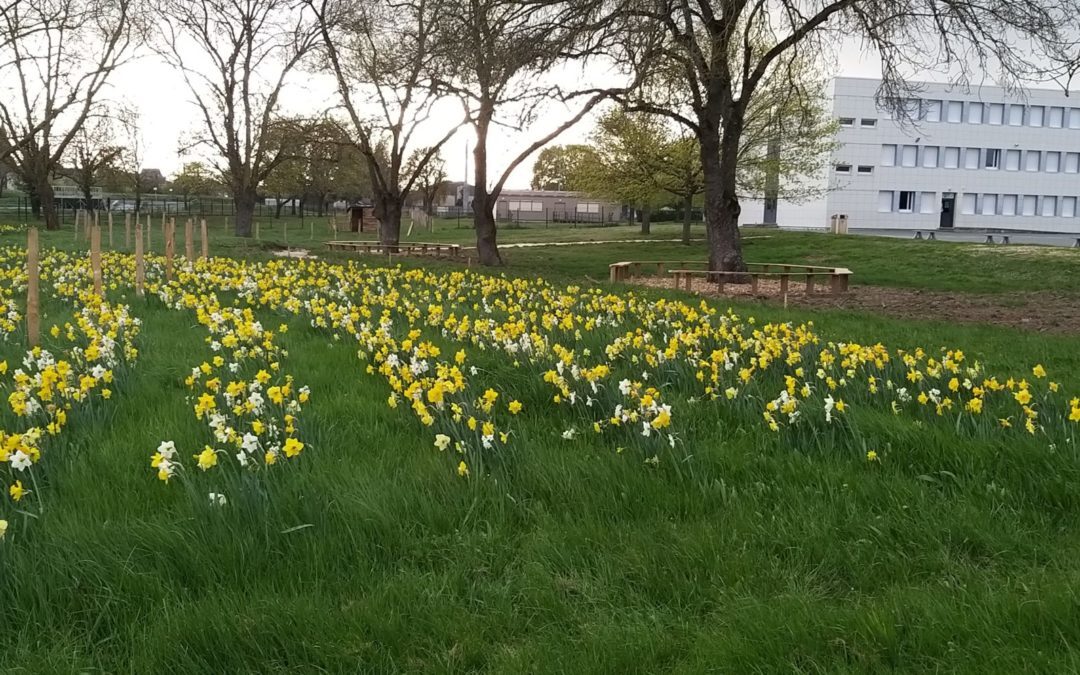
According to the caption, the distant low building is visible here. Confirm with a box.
[495,189,620,224]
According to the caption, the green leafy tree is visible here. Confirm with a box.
[530,145,596,191]
[171,162,221,207]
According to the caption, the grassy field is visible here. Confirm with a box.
[0,220,1079,672]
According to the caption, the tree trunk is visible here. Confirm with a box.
[291,197,297,216]
[234,188,256,237]
[375,196,401,251]
[473,190,501,266]
[472,107,502,266]
[81,184,93,211]
[681,193,693,245]
[29,186,41,218]
[37,181,59,230]
[700,119,748,274]
[134,188,142,214]
[275,197,285,219]
[640,205,651,235]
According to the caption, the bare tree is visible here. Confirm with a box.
[62,110,124,208]
[624,0,1080,273]
[0,0,135,229]
[411,147,447,218]
[306,0,463,249]
[433,0,635,265]
[159,0,319,236]
[114,107,150,213]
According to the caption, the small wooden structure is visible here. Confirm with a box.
[348,205,380,233]
[326,240,463,258]
[609,260,852,296]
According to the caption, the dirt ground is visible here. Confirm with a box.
[632,276,1080,335]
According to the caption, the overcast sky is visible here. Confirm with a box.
[116,39,888,189]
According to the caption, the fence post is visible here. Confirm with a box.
[135,222,144,297]
[185,218,194,262]
[91,225,103,296]
[201,219,209,258]
[26,227,39,347]
[165,218,175,281]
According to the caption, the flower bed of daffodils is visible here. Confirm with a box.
[0,246,1078,542]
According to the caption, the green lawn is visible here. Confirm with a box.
[1,220,1079,672]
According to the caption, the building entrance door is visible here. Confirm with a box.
[940,193,956,229]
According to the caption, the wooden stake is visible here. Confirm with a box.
[185,218,194,262]
[201,219,209,258]
[125,213,131,249]
[255,221,260,240]
[146,213,152,254]
[135,222,144,297]
[108,211,114,248]
[310,220,314,240]
[26,228,39,347]
[74,210,80,241]
[165,218,175,281]
[91,225,103,296]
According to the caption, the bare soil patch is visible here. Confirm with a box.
[632,276,1080,335]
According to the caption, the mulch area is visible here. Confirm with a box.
[632,276,1080,335]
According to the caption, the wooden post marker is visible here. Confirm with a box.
[108,211,114,248]
[74,209,80,242]
[91,225,103,296]
[26,228,39,347]
[201,219,209,258]
[135,222,145,297]
[165,218,175,281]
[146,213,152,254]
[125,213,131,249]
[255,221,260,240]
[185,218,194,262]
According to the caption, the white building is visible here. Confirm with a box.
[759,77,1080,233]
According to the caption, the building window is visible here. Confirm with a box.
[981,194,997,215]
[897,191,915,213]
[943,146,960,169]
[984,148,1001,169]
[920,192,936,213]
[1067,153,1080,173]
[576,202,601,214]
[835,164,851,174]
[1049,106,1065,128]
[946,101,963,123]
[1070,108,1080,129]
[961,194,976,215]
[860,118,877,128]
[1005,149,1021,171]
[988,103,1004,125]
[838,117,855,127]
[1042,196,1057,216]
[964,147,980,169]
[1022,195,1037,216]
[877,191,894,213]
[1025,150,1041,172]
[857,165,873,174]
[1002,194,1018,216]
[881,144,896,166]
[1046,151,1061,173]
[1029,106,1044,127]
[1064,196,1077,217]
[922,146,940,168]
[508,201,544,212]
[924,100,942,122]
[900,145,917,167]
[967,102,984,124]
[1008,104,1024,126]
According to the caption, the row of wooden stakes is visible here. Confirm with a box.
[73,210,210,257]
[25,215,206,347]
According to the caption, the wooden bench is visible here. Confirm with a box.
[326,241,463,258]
[610,260,853,296]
